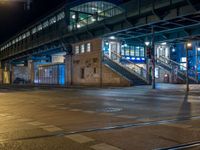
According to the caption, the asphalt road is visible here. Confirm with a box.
[0,83,200,150]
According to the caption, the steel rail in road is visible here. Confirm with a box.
[0,115,200,144]
[155,141,200,150]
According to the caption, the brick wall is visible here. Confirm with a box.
[66,38,131,87]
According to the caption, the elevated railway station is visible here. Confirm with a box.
[0,0,200,86]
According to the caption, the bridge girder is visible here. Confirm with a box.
[1,0,200,62]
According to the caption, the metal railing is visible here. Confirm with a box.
[157,56,197,82]
[103,51,148,82]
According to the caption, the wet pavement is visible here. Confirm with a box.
[0,83,199,150]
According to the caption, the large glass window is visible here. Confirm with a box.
[69,1,123,30]
[130,46,135,56]
[135,46,140,57]
[140,47,145,57]
[125,48,130,56]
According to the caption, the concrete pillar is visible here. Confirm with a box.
[3,63,11,84]
[65,55,73,86]
[28,60,35,84]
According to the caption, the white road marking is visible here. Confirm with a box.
[91,143,122,150]
[70,109,82,112]
[47,105,57,108]
[65,134,94,143]
[0,113,11,117]
[84,111,96,114]
[99,113,114,116]
[117,115,137,119]
[17,118,33,122]
[59,107,69,110]
[40,125,63,132]
[28,121,45,126]
[56,104,65,106]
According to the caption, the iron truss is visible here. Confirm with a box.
[106,13,200,44]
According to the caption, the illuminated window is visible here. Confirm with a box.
[26,31,30,37]
[121,46,125,56]
[140,47,145,57]
[75,45,79,54]
[125,48,130,55]
[86,43,91,52]
[43,21,49,28]
[22,34,26,39]
[130,46,135,56]
[19,36,22,41]
[155,68,159,78]
[37,24,43,31]
[135,46,140,57]
[57,12,65,21]
[32,28,37,34]
[81,44,85,53]
[49,17,57,25]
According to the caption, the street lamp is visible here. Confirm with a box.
[186,41,192,92]
[145,41,150,47]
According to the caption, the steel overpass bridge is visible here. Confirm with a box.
[0,0,200,66]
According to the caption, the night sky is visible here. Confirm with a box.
[0,0,66,44]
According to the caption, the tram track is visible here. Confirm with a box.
[0,115,200,143]
[155,141,200,150]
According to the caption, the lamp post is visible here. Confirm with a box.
[196,47,200,83]
[186,42,192,92]
[144,27,155,89]
[145,41,150,84]
[151,27,156,89]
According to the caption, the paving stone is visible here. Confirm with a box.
[65,134,94,143]
[91,143,122,150]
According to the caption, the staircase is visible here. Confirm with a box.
[103,55,149,86]
[156,56,197,84]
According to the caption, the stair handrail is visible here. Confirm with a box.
[158,56,185,69]
[157,56,197,81]
[158,55,196,75]
[104,51,148,81]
